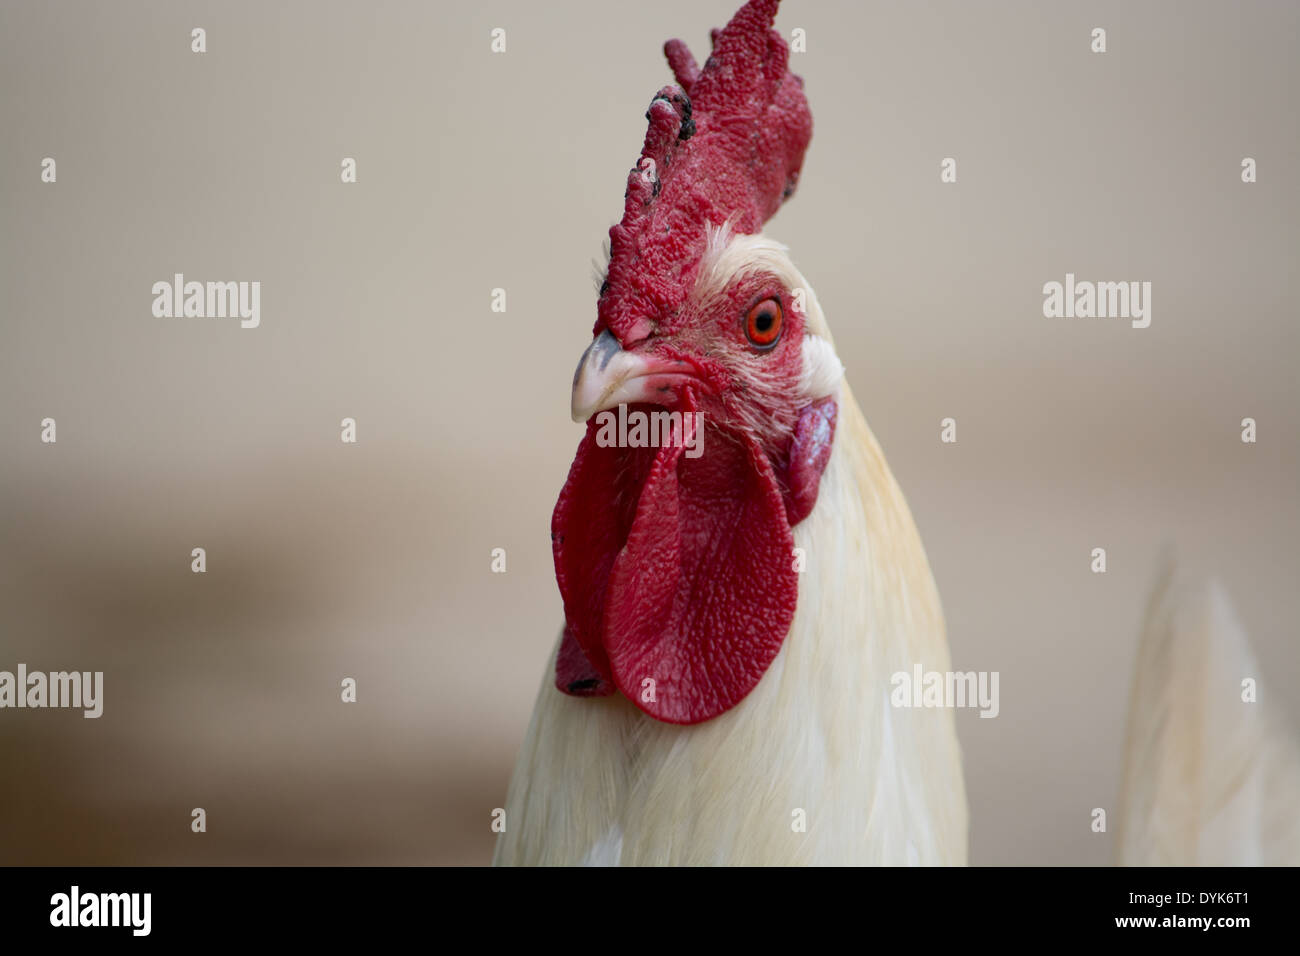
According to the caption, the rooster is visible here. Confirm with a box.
[494,0,966,866]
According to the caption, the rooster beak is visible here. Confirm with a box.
[570,329,698,423]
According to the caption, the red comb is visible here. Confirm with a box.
[596,0,812,345]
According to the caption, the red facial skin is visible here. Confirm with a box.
[611,277,806,452]
[550,0,832,724]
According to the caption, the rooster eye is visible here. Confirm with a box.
[744,297,783,349]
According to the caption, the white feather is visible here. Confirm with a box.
[1116,568,1300,865]
[579,825,624,867]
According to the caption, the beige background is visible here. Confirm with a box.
[0,0,1296,865]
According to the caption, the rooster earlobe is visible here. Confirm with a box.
[784,397,837,526]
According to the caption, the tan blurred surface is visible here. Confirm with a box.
[1,0,1296,865]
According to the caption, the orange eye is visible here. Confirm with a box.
[744,297,783,349]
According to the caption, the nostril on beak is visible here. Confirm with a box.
[572,329,621,389]
[591,329,621,371]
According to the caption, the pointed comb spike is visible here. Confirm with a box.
[664,39,700,93]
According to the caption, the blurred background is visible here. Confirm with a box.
[0,0,1296,865]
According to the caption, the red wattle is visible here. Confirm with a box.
[551,404,799,724]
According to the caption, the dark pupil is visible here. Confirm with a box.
[755,311,774,333]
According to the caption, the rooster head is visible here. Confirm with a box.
[551,0,842,724]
